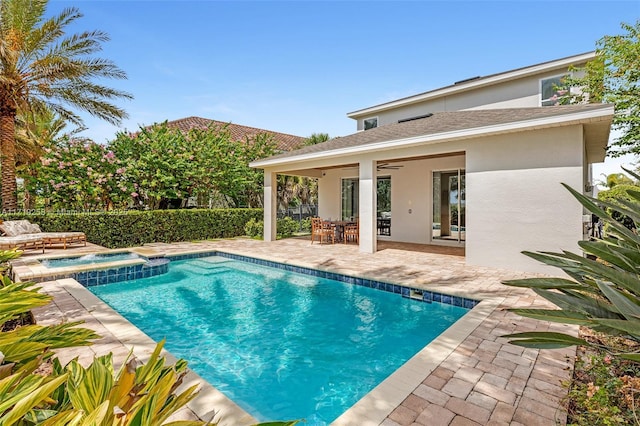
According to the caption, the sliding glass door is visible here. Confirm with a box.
[341,176,392,235]
[432,170,465,243]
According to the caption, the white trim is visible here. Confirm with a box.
[347,52,595,118]
[250,106,613,169]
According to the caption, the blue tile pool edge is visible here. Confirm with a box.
[168,250,480,309]
[27,248,479,310]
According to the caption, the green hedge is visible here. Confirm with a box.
[2,209,262,248]
[244,216,300,239]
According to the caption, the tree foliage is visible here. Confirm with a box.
[111,122,277,209]
[564,20,640,157]
[0,0,131,210]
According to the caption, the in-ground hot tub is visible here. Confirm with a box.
[40,252,142,268]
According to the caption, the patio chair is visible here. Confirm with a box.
[310,217,335,244]
[343,220,359,244]
[0,220,86,249]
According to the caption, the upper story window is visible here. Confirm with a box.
[363,117,378,130]
[541,75,570,106]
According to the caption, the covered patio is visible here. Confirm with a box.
[251,104,613,274]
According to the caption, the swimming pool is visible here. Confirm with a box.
[41,252,141,268]
[89,255,470,425]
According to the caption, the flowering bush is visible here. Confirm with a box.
[110,122,277,209]
[20,122,277,211]
[25,139,136,210]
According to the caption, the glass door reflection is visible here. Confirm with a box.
[432,170,465,243]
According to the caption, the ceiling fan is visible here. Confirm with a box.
[377,162,403,170]
[340,162,404,171]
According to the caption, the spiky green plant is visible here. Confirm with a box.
[502,175,640,361]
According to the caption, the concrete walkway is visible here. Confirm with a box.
[18,238,576,425]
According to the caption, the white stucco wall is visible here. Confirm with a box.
[355,70,579,130]
[465,126,584,273]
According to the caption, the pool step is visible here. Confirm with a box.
[186,264,233,275]
[188,259,232,270]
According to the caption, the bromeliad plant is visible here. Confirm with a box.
[502,178,640,360]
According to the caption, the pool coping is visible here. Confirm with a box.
[28,248,498,425]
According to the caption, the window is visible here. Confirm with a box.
[541,75,569,106]
[363,117,378,130]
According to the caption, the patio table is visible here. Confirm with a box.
[328,220,356,243]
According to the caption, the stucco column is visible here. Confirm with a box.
[263,170,277,241]
[359,159,377,253]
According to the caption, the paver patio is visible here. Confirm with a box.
[14,237,577,425]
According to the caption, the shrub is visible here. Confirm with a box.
[566,352,640,425]
[2,209,262,248]
[300,218,311,233]
[245,218,264,238]
[244,217,299,239]
[277,217,298,238]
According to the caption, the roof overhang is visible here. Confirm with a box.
[347,52,596,119]
[251,105,614,170]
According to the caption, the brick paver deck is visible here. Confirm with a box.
[18,237,577,425]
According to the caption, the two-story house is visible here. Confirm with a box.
[250,52,614,273]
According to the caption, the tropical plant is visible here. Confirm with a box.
[597,182,640,231]
[0,0,131,210]
[563,20,640,157]
[502,178,640,360]
[303,133,330,147]
[600,173,636,190]
[0,264,98,375]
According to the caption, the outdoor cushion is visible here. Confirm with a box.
[0,220,37,236]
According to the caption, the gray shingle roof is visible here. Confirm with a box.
[257,104,612,163]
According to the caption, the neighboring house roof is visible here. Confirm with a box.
[251,104,613,168]
[347,51,596,119]
[151,116,306,152]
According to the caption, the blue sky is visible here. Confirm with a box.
[49,0,638,178]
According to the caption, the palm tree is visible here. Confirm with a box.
[304,133,330,146]
[0,0,131,210]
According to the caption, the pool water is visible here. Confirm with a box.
[89,256,469,425]
[42,252,141,268]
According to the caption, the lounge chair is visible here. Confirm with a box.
[0,235,45,253]
[0,220,86,249]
